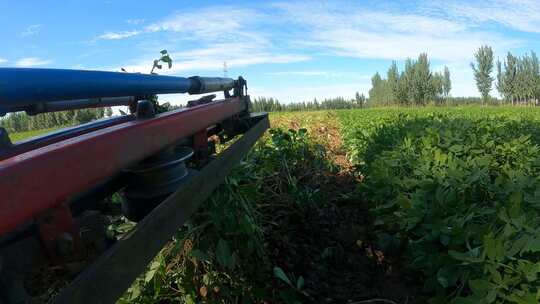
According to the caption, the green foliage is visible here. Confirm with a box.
[445,96,501,106]
[497,51,540,106]
[0,107,109,134]
[150,49,173,74]
[471,45,494,105]
[273,267,307,304]
[368,53,451,106]
[121,127,332,303]
[340,107,540,303]
[443,66,452,98]
[8,126,61,142]
[250,96,365,112]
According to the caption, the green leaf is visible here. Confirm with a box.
[486,290,497,303]
[448,250,483,264]
[437,274,449,288]
[451,296,482,304]
[160,55,173,68]
[190,249,209,261]
[509,191,523,218]
[484,233,504,262]
[216,239,233,269]
[144,260,161,283]
[524,237,540,253]
[273,267,293,286]
[128,284,141,300]
[449,145,463,153]
[160,49,167,54]
[469,279,491,296]
[296,276,304,290]
[437,266,459,288]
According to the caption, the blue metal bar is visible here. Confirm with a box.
[26,96,137,115]
[0,68,235,111]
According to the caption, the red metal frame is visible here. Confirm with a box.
[1,116,133,160]
[0,98,246,234]
[36,203,83,261]
[192,130,209,160]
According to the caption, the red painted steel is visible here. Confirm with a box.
[36,203,83,262]
[0,98,246,234]
[0,116,132,160]
[192,130,209,160]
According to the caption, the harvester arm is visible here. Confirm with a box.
[0,68,267,304]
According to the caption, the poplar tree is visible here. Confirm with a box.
[503,53,518,104]
[387,61,399,103]
[443,66,451,98]
[368,53,450,106]
[471,46,494,105]
[496,59,505,104]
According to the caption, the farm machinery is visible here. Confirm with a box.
[0,68,269,303]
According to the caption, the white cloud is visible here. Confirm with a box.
[313,29,517,61]
[0,58,7,64]
[93,2,533,99]
[98,7,263,43]
[15,57,52,67]
[21,24,41,37]
[268,70,371,80]
[431,0,540,33]
[144,8,259,41]
[100,8,307,73]
[274,2,520,61]
[269,71,334,77]
[118,44,310,74]
[98,30,141,40]
[269,1,529,97]
[126,18,145,25]
[148,10,241,32]
[351,12,467,36]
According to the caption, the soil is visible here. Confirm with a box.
[265,112,419,303]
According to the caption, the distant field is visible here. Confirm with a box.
[9,127,61,142]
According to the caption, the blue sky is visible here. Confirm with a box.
[2,0,540,104]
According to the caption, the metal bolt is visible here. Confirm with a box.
[136,100,155,119]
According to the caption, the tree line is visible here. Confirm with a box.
[368,53,451,106]
[496,52,540,105]
[250,94,366,112]
[475,46,540,106]
[0,107,112,133]
[367,46,540,107]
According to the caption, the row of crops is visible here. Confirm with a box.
[339,107,540,303]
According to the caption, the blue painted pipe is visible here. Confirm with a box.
[0,68,235,111]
